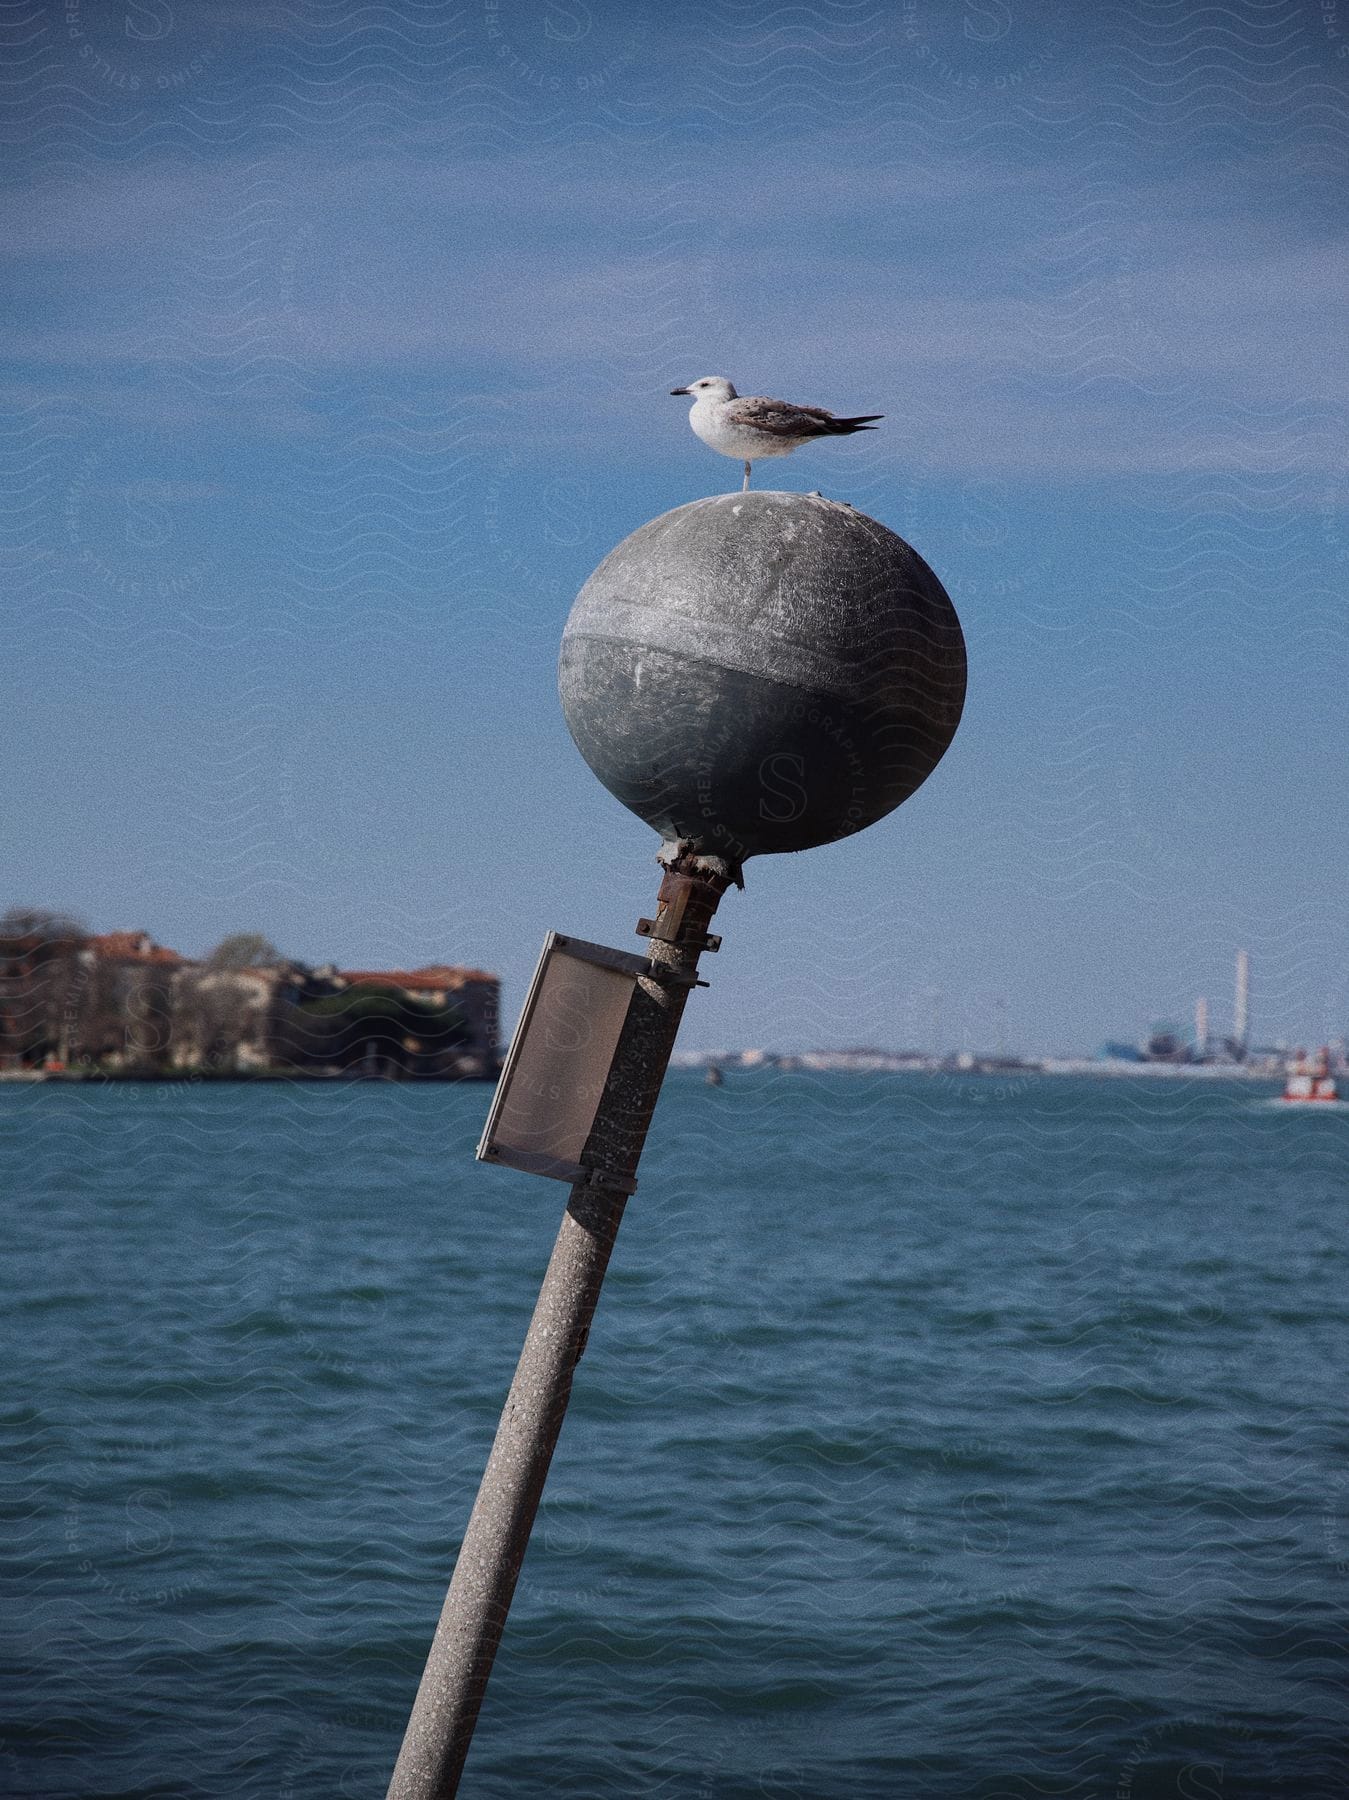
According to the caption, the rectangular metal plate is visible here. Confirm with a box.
[477,932,650,1185]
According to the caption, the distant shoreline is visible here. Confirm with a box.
[671,1056,1284,1081]
[0,1067,496,1086]
[2,1062,1285,1087]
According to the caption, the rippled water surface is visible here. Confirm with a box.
[3,1075,1347,1797]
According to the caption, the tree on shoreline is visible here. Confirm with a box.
[205,933,283,972]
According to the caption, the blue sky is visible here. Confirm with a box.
[4,0,1347,1054]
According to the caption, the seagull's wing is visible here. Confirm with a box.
[729,397,836,437]
[730,397,882,438]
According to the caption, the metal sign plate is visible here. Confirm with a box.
[477,932,651,1186]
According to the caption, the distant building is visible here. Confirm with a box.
[1,919,501,1078]
[169,964,280,1072]
[334,966,499,1071]
[83,930,191,1065]
[161,951,501,1076]
[0,918,91,1066]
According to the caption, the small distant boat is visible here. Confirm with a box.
[1281,1048,1341,1104]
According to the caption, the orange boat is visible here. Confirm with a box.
[1281,1047,1341,1104]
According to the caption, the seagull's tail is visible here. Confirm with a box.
[827,414,883,434]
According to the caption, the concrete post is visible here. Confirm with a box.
[386,849,732,1800]
[388,492,965,1794]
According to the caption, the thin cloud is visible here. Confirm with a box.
[3,136,1343,478]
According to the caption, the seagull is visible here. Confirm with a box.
[670,375,882,491]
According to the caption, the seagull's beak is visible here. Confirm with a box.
[669,387,689,396]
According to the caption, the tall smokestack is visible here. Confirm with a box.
[1195,996,1209,1060]
[1234,949,1250,1056]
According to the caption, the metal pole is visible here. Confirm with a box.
[387,850,732,1800]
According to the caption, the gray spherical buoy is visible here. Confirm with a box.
[559,491,966,865]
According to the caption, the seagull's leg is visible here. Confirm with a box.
[742,461,752,492]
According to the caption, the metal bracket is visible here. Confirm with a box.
[635,917,721,955]
[635,866,727,950]
[575,1164,638,1196]
[635,956,710,990]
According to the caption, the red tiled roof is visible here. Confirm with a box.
[89,931,144,955]
[339,966,497,993]
[88,931,188,967]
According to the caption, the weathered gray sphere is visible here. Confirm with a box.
[559,492,966,862]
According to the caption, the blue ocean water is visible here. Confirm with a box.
[2,1074,1346,1798]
